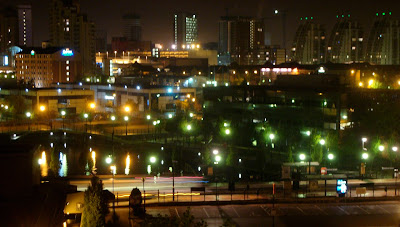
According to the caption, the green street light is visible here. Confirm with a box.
[299,153,306,161]
[186,124,192,131]
[150,156,156,163]
[362,153,369,160]
[269,134,275,140]
[328,153,334,160]
[319,139,326,145]
[225,128,231,135]
[379,145,385,152]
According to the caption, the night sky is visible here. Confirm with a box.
[2,0,400,48]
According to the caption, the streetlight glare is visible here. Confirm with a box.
[61,110,66,116]
[213,149,219,155]
[225,128,231,135]
[111,115,116,121]
[379,145,385,152]
[392,146,398,152]
[186,124,192,131]
[39,105,46,112]
[106,156,112,164]
[306,131,311,136]
[124,116,129,121]
[328,153,334,160]
[89,102,96,109]
[150,156,156,163]
[146,115,151,120]
[299,154,306,161]
[269,134,275,140]
[26,112,31,117]
[84,113,88,118]
[319,139,326,145]
[362,137,367,142]
[215,155,221,162]
[124,106,131,112]
[362,153,369,160]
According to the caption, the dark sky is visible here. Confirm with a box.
[3,0,400,48]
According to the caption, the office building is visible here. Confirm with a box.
[366,12,400,65]
[15,47,82,87]
[49,0,95,76]
[327,15,363,63]
[291,18,326,64]
[218,16,264,65]
[173,12,198,49]
[123,14,141,41]
[95,29,107,53]
[17,4,33,47]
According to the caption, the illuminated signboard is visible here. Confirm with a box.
[61,49,74,57]
[336,179,347,196]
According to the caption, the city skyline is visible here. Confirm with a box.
[1,0,399,48]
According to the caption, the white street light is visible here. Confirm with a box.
[299,154,306,161]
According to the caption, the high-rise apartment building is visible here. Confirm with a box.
[0,6,18,53]
[291,18,326,64]
[49,0,95,76]
[366,12,400,65]
[173,12,198,49]
[218,16,264,65]
[327,15,363,63]
[123,14,141,41]
[17,4,33,47]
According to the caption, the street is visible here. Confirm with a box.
[110,201,400,226]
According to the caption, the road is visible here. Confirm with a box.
[110,201,400,226]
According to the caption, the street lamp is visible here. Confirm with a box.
[146,114,151,133]
[124,116,129,136]
[362,153,369,160]
[225,128,231,135]
[362,137,367,150]
[328,153,334,160]
[84,113,89,133]
[26,112,32,131]
[299,153,306,161]
[106,155,112,164]
[393,146,398,152]
[61,110,66,129]
[269,133,275,148]
[213,149,219,155]
[379,145,385,152]
[124,105,131,113]
[186,124,192,131]
[111,115,116,139]
[306,130,311,136]
[215,155,221,162]
[89,102,96,110]
[319,139,326,145]
[150,156,156,163]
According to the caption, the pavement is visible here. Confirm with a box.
[109,201,400,227]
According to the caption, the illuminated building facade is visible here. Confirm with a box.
[327,15,363,63]
[291,18,326,64]
[366,12,400,65]
[173,12,198,49]
[15,47,82,87]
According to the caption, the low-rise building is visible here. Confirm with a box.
[15,47,82,87]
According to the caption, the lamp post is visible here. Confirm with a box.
[61,110,66,130]
[269,133,275,148]
[26,112,32,131]
[362,137,367,150]
[84,113,88,133]
[146,114,151,133]
[124,116,129,136]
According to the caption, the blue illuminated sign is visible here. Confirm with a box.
[336,179,347,195]
[61,49,74,57]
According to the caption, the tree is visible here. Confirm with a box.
[81,176,108,227]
